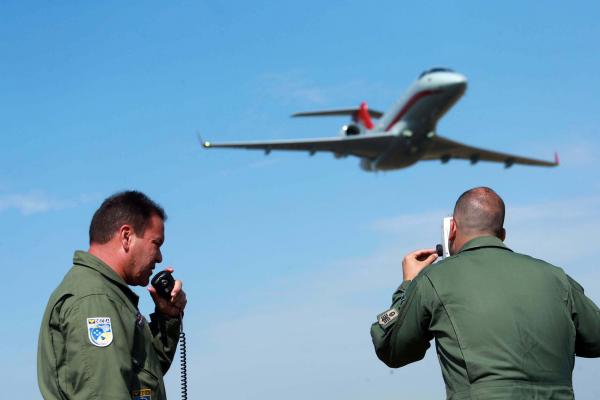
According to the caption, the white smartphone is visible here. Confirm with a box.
[441,216,453,258]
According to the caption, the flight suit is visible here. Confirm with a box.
[371,236,600,400]
[38,251,181,400]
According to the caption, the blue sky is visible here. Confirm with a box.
[2,1,599,398]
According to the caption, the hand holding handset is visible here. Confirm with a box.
[151,270,188,400]
[436,216,453,259]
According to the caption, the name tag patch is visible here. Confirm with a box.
[132,389,152,400]
[87,317,113,347]
[377,308,399,328]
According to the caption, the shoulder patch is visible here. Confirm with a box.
[87,317,113,347]
[377,308,399,328]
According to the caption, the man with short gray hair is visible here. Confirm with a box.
[371,187,600,399]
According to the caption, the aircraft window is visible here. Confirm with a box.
[419,68,455,79]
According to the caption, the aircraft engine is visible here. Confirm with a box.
[341,124,362,136]
[360,158,374,171]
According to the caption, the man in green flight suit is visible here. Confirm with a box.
[38,191,187,400]
[371,187,600,399]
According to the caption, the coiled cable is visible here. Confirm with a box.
[179,331,188,400]
[179,313,188,400]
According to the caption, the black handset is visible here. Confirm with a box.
[150,270,188,400]
[435,244,444,257]
[151,270,175,299]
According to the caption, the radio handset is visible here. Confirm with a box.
[151,270,176,300]
[151,270,188,400]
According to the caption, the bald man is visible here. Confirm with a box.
[371,187,600,400]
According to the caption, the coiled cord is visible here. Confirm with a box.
[180,330,188,400]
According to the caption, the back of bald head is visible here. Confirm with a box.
[453,187,505,238]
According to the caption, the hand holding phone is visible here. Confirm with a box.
[402,249,439,281]
[149,268,187,318]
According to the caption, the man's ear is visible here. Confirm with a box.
[449,218,457,242]
[119,225,133,252]
[498,227,506,242]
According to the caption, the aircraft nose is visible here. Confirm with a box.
[422,71,467,92]
[444,73,467,88]
[441,73,467,96]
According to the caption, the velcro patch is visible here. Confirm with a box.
[87,317,113,347]
[132,388,152,400]
[377,308,399,328]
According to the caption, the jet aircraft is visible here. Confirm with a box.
[202,68,558,171]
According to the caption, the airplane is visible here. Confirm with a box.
[202,68,559,171]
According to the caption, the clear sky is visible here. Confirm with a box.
[2,1,599,398]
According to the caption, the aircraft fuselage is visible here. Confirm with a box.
[366,69,467,171]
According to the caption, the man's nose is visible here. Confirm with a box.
[156,250,163,264]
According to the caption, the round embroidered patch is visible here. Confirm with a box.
[87,317,113,347]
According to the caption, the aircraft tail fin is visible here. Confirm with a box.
[291,102,382,130]
[357,102,374,129]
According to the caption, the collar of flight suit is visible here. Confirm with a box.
[73,250,140,307]
[457,235,513,254]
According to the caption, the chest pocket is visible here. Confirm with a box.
[130,317,164,399]
[131,357,158,399]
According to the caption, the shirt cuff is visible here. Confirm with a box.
[149,312,181,338]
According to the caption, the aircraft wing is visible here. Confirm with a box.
[292,108,384,119]
[202,133,394,159]
[423,135,559,167]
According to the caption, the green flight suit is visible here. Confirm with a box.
[371,236,600,400]
[38,251,181,400]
